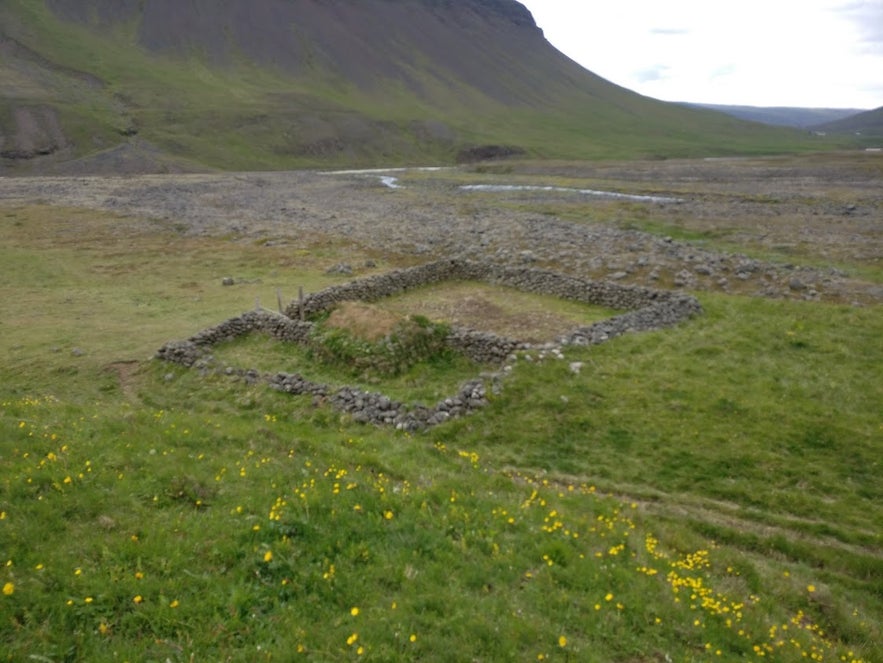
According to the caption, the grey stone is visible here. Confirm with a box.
[325,263,353,276]
[673,270,694,287]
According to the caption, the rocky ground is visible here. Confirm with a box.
[1,153,880,304]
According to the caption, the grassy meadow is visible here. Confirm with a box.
[1,203,881,662]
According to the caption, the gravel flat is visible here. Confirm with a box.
[1,154,880,304]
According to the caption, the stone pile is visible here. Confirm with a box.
[155,339,205,367]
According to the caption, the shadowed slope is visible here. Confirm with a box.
[815,106,883,140]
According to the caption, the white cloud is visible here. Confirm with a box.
[634,66,670,83]
[521,0,883,108]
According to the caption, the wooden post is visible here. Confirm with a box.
[298,287,305,321]
[276,288,283,313]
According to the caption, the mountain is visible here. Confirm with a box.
[681,103,867,129]
[812,107,883,140]
[0,0,837,172]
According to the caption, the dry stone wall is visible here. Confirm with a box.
[156,260,701,430]
[284,259,692,320]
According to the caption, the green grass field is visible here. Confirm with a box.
[1,204,880,662]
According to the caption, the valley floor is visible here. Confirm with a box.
[1,152,881,305]
[0,152,880,662]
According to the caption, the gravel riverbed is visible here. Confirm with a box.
[1,155,880,304]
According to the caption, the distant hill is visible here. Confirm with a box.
[0,0,839,172]
[682,103,867,129]
[812,107,883,140]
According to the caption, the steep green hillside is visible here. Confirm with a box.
[683,103,867,128]
[0,0,841,171]
[815,107,883,141]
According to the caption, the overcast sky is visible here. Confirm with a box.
[519,0,883,109]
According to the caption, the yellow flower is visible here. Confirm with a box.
[263,551,273,563]
[169,599,180,608]
[2,582,13,596]
[807,584,816,593]
[347,633,359,646]
[605,592,614,602]
[383,510,394,520]
[84,597,93,604]
[98,622,110,635]
[410,634,417,643]
[350,606,360,616]
[133,595,143,604]
[558,635,567,648]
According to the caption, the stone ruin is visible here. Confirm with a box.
[156,259,702,431]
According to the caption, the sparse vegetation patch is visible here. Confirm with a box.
[309,307,453,379]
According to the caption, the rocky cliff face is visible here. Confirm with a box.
[422,0,538,27]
